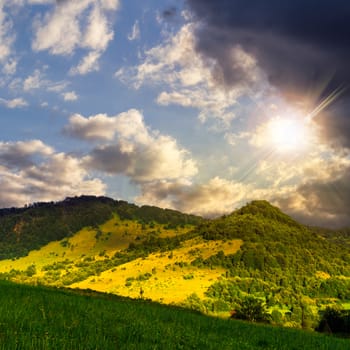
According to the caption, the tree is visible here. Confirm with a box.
[232,296,270,323]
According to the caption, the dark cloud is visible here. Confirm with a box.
[273,165,350,228]
[187,0,350,149]
[162,7,177,20]
[317,97,350,150]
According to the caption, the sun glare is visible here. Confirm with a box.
[267,117,311,153]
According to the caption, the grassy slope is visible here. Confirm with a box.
[0,215,241,304]
[0,281,348,350]
[72,237,242,303]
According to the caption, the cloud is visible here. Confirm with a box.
[0,1,15,62]
[187,0,350,150]
[0,97,28,108]
[69,51,101,75]
[32,0,119,74]
[136,177,250,217]
[117,23,268,126]
[162,7,177,20]
[0,140,53,169]
[127,20,140,41]
[2,58,17,75]
[0,140,106,208]
[64,109,198,183]
[21,69,73,99]
[272,164,350,228]
[23,69,42,91]
[64,112,120,141]
[62,91,78,101]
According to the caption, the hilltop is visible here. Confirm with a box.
[0,198,349,331]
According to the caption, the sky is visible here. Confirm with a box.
[0,0,350,228]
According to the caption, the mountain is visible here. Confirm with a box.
[0,195,202,259]
[0,198,349,331]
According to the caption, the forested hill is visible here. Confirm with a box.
[0,196,202,259]
[197,200,350,277]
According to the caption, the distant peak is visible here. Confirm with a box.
[232,200,301,227]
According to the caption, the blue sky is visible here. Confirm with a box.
[1,0,350,228]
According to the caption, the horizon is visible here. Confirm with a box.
[0,1,350,228]
[0,194,347,230]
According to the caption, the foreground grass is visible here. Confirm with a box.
[0,281,347,350]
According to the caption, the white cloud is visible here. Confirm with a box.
[128,20,140,41]
[62,91,78,101]
[23,69,42,91]
[2,58,17,75]
[118,23,267,125]
[65,112,122,141]
[0,97,28,108]
[83,4,113,51]
[0,1,15,61]
[46,81,68,92]
[32,0,119,74]
[64,109,198,183]
[0,140,106,208]
[70,51,101,75]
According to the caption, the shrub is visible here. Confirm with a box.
[232,296,270,323]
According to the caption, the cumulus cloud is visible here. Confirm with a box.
[117,23,268,125]
[32,0,119,74]
[0,140,106,208]
[62,91,78,101]
[248,143,350,227]
[272,164,350,228]
[64,112,119,141]
[0,140,53,169]
[0,97,28,108]
[64,109,198,183]
[136,177,251,217]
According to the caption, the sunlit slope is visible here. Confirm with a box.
[0,212,241,303]
[0,214,196,275]
[0,195,202,260]
[72,238,242,303]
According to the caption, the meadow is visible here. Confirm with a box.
[0,281,348,350]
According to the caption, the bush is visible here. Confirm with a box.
[232,296,270,323]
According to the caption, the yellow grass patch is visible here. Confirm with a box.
[72,238,242,304]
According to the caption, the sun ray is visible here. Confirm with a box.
[306,85,347,122]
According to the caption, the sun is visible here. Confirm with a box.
[267,117,312,153]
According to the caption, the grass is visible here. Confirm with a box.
[72,237,242,303]
[0,281,348,350]
[0,215,242,305]
[0,215,194,275]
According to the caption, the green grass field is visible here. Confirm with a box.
[0,281,348,350]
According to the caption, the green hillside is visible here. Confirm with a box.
[0,280,348,350]
[0,196,202,259]
[0,198,349,334]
